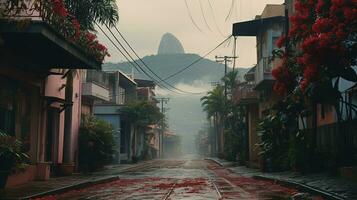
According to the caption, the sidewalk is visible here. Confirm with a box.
[207,157,357,200]
[0,161,154,200]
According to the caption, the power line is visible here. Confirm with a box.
[225,0,236,22]
[207,0,227,38]
[112,26,207,95]
[161,36,232,82]
[96,23,183,95]
[199,0,212,32]
[184,0,204,34]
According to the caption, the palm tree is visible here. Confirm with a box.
[201,86,226,155]
[64,0,119,31]
[222,70,239,96]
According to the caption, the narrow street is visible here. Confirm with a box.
[36,156,322,200]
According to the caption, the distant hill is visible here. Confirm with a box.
[104,54,250,84]
[158,33,185,55]
[104,32,251,153]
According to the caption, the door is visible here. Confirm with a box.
[45,108,60,163]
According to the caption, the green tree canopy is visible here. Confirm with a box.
[201,85,226,119]
[123,101,163,127]
[64,0,119,31]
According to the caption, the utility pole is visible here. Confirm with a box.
[157,97,170,159]
[215,56,237,99]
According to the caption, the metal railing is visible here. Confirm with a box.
[233,83,259,104]
[255,57,275,84]
[85,70,109,89]
[1,0,47,20]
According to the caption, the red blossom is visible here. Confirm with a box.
[300,79,309,92]
[52,0,68,18]
[86,32,97,42]
[276,35,286,48]
[316,0,325,14]
[72,18,81,39]
[312,18,332,33]
[96,43,107,52]
[273,82,287,96]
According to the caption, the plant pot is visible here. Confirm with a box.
[56,163,75,176]
[0,171,10,188]
[37,162,51,181]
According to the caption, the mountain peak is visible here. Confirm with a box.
[157,33,185,55]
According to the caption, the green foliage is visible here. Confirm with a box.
[201,85,226,119]
[223,129,241,162]
[258,111,290,171]
[78,116,115,172]
[123,100,163,127]
[0,131,29,173]
[64,0,119,31]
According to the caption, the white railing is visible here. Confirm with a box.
[255,57,275,85]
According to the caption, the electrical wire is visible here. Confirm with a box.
[232,36,237,72]
[199,0,212,32]
[225,0,235,22]
[96,23,185,95]
[207,0,227,38]
[162,36,232,82]
[184,0,204,34]
[112,26,207,95]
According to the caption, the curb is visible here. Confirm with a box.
[21,176,120,200]
[204,158,224,167]
[19,161,155,200]
[206,158,348,200]
[254,175,347,200]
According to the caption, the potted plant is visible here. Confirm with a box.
[0,131,29,188]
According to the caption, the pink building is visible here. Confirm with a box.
[0,2,102,187]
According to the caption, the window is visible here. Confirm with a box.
[0,81,16,135]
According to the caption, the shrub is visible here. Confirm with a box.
[78,117,115,172]
[0,131,29,172]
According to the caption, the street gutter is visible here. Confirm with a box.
[253,175,348,200]
[206,157,348,200]
[19,161,155,200]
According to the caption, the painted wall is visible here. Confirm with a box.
[43,69,81,164]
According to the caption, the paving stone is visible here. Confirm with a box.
[209,157,357,200]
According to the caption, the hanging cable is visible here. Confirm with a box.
[225,0,235,22]
[232,36,237,72]
[184,0,204,34]
[199,0,212,32]
[112,26,207,95]
[162,36,232,82]
[96,23,186,95]
[207,0,227,38]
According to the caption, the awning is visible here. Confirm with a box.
[0,20,102,70]
[232,16,285,36]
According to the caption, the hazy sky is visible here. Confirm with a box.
[97,0,284,68]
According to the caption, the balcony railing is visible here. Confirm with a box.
[82,70,110,101]
[85,70,109,89]
[1,0,50,21]
[233,83,259,105]
[1,0,108,64]
[255,57,280,87]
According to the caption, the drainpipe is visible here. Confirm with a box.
[63,71,73,164]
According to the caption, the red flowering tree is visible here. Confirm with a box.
[273,0,357,102]
[3,0,116,63]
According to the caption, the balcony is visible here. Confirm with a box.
[233,83,259,105]
[82,70,109,101]
[0,0,102,69]
[254,57,278,90]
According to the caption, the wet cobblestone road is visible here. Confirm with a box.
[35,159,324,200]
